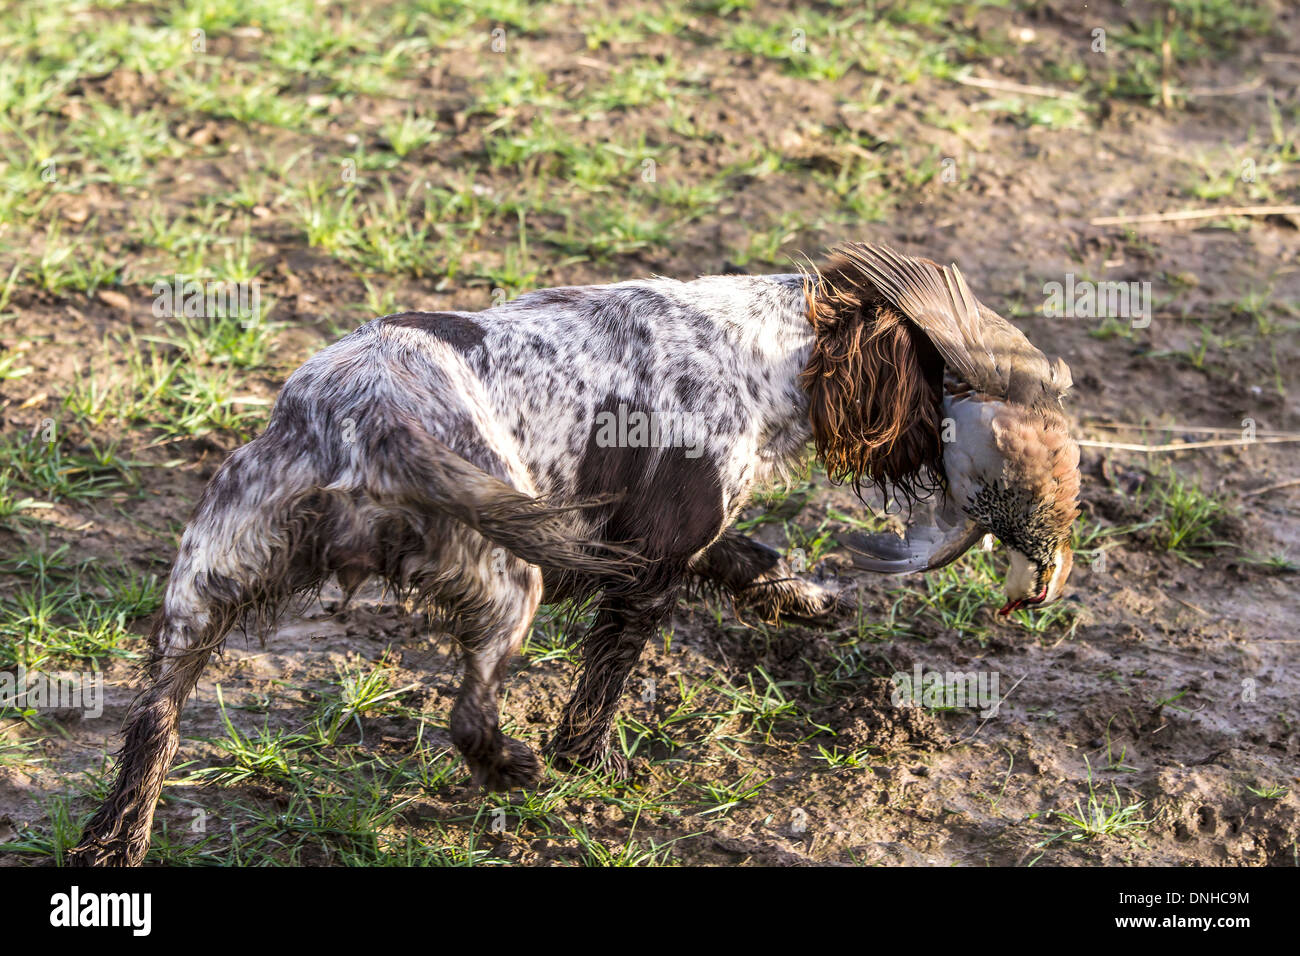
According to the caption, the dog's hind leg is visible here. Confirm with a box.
[545,588,678,779]
[444,547,544,791]
[68,441,324,866]
[689,530,843,623]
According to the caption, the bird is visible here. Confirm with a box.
[822,243,1082,615]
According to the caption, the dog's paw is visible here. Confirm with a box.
[786,579,848,619]
[66,836,146,868]
[545,742,630,782]
[470,735,542,791]
[739,573,849,624]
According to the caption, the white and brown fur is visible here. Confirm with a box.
[70,245,1072,866]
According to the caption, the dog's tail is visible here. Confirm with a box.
[366,423,637,582]
[152,417,629,652]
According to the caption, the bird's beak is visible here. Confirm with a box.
[843,497,984,574]
[998,547,1071,616]
[998,591,1044,616]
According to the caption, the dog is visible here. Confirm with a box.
[70,242,1080,865]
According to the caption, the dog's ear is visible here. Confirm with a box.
[800,279,945,503]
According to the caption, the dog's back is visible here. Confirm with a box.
[359,275,812,498]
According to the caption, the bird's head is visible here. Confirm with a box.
[940,395,1080,615]
[804,241,1082,616]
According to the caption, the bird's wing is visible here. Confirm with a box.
[827,242,1070,407]
[843,496,983,574]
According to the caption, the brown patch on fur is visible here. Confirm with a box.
[801,256,946,503]
[382,311,485,353]
[574,394,727,592]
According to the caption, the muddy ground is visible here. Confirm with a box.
[0,0,1297,866]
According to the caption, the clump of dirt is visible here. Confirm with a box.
[822,678,946,753]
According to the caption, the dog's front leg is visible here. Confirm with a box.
[690,530,843,623]
[545,589,677,779]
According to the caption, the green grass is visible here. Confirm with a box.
[0,0,1071,293]
[813,744,874,768]
[1042,786,1150,844]
[1244,782,1289,800]
[1041,0,1278,107]
[60,327,274,441]
[315,652,419,745]
[0,432,134,505]
[896,549,1082,646]
[1143,468,1231,560]
[1034,760,1151,851]
[0,545,160,669]
[381,111,442,158]
[0,733,45,770]
[17,658,727,865]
